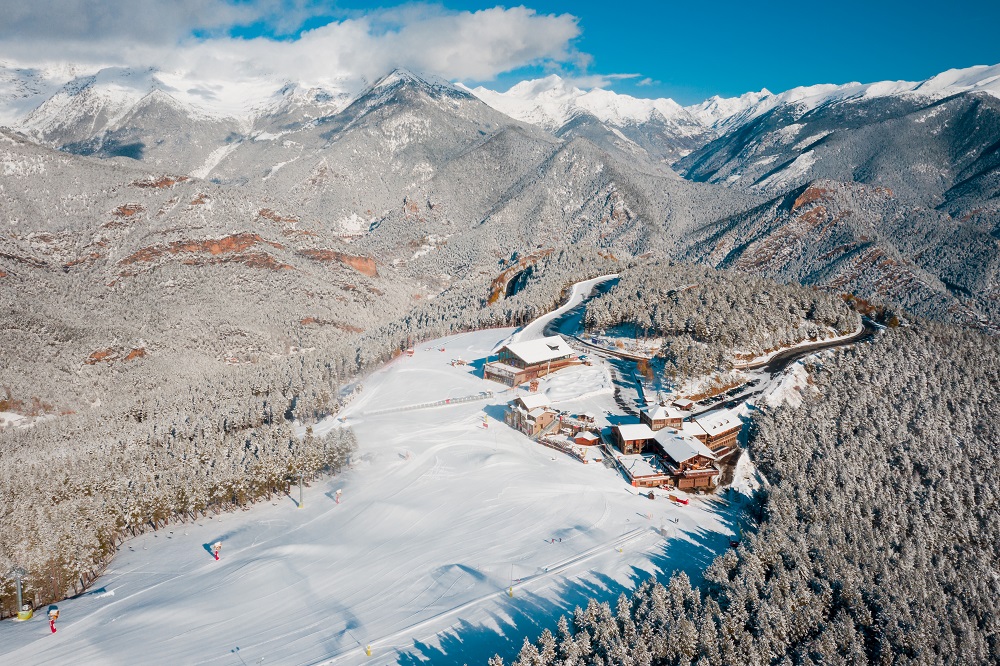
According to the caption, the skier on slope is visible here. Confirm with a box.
[212,541,222,561]
[48,607,59,633]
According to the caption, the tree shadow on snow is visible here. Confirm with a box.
[393,502,749,666]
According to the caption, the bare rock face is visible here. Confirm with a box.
[298,249,378,277]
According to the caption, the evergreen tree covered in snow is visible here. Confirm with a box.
[498,322,1000,665]
[585,260,859,378]
[0,247,617,615]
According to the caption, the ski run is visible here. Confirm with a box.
[1,319,767,665]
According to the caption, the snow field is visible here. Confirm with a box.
[1,327,743,666]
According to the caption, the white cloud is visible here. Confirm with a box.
[564,72,643,89]
[0,3,583,96]
[0,0,254,43]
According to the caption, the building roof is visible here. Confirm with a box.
[671,397,695,408]
[575,431,599,443]
[484,360,518,376]
[642,403,684,422]
[654,430,718,464]
[617,453,669,478]
[515,394,551,411]
[681,421,708,440]
[527,407,553,419]
[614,423,656,441]
[502,335,575,365]
[694,408,742,437]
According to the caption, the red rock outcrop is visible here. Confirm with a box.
[297,249,378,277]
[120,233,284,265]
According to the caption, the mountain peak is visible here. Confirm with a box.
[466,76,690,130]
[370,68,458,93]
[372,68,424,89]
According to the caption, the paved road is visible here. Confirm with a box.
[540,275,881,415]
[756,320,879,376]
[541,277,618,338]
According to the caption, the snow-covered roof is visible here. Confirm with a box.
[681,421,708,440]
[614,423,656,441]
[575,431,599,442]
[502,335,575,365]
[617,453,669,478]
[484,360,518,375]
[654,430,718,464]
[527,407,552,419]
[671,398,695,409]
[694,409,742,437]
[642,404,683,421]
[515,394,551,411]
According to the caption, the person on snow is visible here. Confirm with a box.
[48,607,59,633]
[212,541,222,561]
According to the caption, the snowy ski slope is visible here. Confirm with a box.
[0,327,745,665]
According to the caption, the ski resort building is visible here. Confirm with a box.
[671,397,695,411]
[640,403,685,431]
[653,430,721,489]
[483,335,578,387]
[505,394,559,437]
[612,423,657,455]
[617,454,673,488]
[690,409,742,456]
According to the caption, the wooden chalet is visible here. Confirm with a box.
[654,430,720,489]
[690,409,742,456]
[671,397,695,411]
[616,453,672,488]
[640,403,685,431]
[483,335,578,387]
[613,423,656,455]
[505,394,558,436]
[574,431,600,446]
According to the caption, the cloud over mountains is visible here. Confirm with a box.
[0,2,582,92]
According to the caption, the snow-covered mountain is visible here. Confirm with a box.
[461,75,694,131]
[5,59,1000,172]
[460,75,714,163]
[467,63,1000,138]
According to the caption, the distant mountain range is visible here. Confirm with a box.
[2,59,999,359]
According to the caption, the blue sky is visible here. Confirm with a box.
[226,0,1000,103]
[2,0,997,104]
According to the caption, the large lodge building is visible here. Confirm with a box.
[610,403,743,489]
[483,335,578,387]
[486,333,741,492]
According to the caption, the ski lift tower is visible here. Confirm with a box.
[9,566,32,620]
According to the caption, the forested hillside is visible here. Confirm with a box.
[584,260,859,376]
[0,247,617,616]
[501,323,1000,665]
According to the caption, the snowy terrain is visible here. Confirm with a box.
[461,76,701,133]
[0,327,746,665]
[5,60,999,147]
[463,63,1000,134]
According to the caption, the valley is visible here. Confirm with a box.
[1,28,999,665]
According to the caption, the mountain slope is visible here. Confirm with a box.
[679,180,1000,332]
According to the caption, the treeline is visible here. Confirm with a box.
[584,260,859,377]
[497,322,1000,665]
[0,247,617,616]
